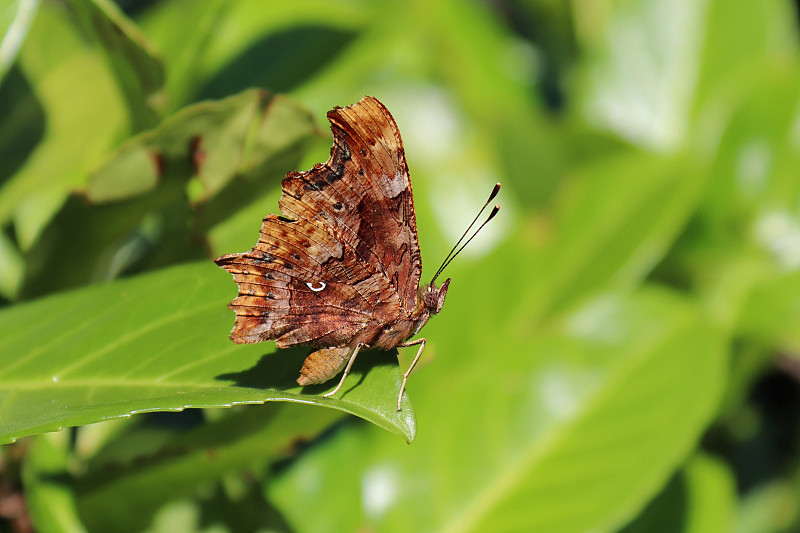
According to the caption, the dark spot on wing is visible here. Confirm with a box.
[252,253,274,264]
[326,163,344,183]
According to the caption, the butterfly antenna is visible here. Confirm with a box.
[431,183,501,284]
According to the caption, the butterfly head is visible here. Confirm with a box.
[423,278,450,315]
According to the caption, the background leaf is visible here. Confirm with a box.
[65,0,165,131]
[0,0,40,84]
[75,404,341,533]
[23,432,89,533]
[0,0,127,250]
[620,454,735,533]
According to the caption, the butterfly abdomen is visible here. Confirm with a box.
[297,346,351,385]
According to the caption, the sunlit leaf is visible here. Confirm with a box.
[0,0,41,83]
[521,152,703,322]
[268,281,727,533]
[1,1,126,249]
[0,262,416,444]
[0,230,23,300]
[86,91,316,204]
[65,0,165,131]
[576,0,706,151]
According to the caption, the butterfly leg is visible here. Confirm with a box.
[323,342,368,399]
[396,338,426,411]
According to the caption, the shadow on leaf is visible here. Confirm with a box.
[198,26,356,100]
[216,346,309,390]
[216,346,400,399]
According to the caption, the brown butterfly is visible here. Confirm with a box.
[215,96,499,410]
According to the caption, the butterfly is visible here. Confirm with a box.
[215,96,499,410]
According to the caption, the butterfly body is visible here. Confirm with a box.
[368,278,450,346]
[216,96,448,408]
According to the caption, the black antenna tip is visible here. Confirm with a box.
[430,185,501,285]
[489,183,501,202]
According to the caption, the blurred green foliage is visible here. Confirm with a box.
[1,0,799,532]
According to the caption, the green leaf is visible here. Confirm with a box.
[406,0,564,205]
[86,91,316,204]
[619,454,735,533]
[1,1,127,248]
[0,230,23,300]
[737,268,800,348]
[268,286,727,532]
[133,0,230,111]
[734,481,800,533]
[0,65,46,201]
[64,0,164,131]
[521,152,703,322]
[75,404,340,533]
[23,432,89,533]
[575,0,706,151]
[84,90,257,202]
[0,262,416,444]
[189,1,363,102]
[699,67,800,236]
[693,0,797,122]
[682,455,736,533]
[0,0,41,83]
[19,188,194,299]
[18,91,316,299]
[679,69,800,338]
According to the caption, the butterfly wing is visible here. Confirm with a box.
[216,96,421,348]
[278,96,423,313]
[216,214,392,347]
